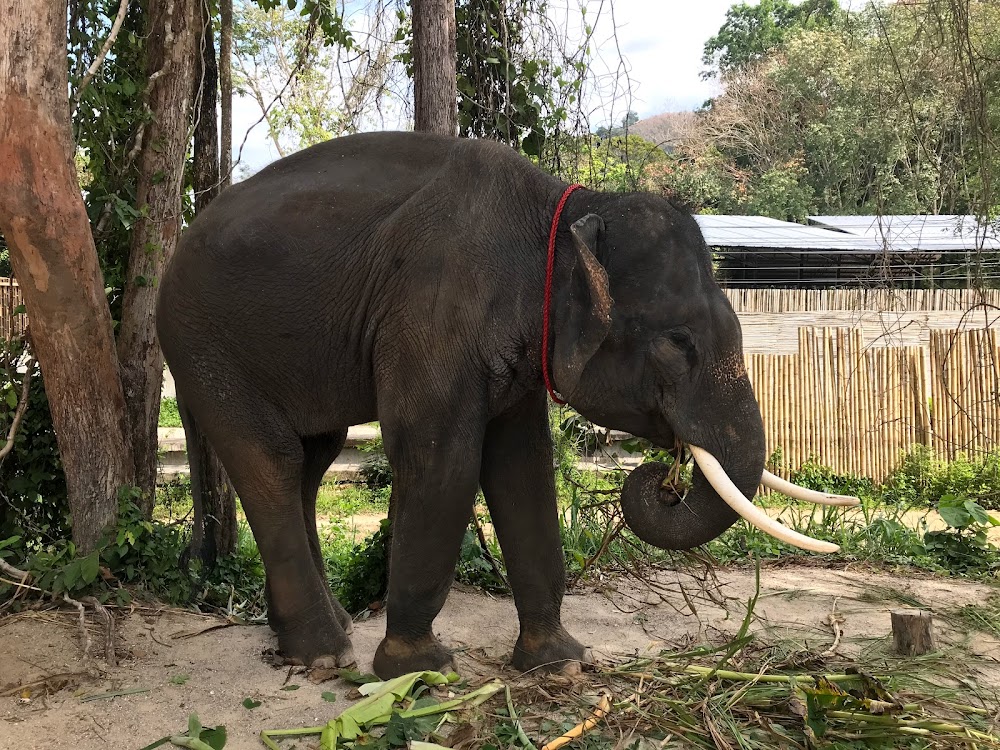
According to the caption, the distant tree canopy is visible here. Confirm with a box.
[701,0,840,79]
[654,0,1000,223]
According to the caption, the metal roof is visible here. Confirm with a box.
[693,214,882,252]
[808,214,1000,251]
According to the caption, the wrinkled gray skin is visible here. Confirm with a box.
[156,131,765,678]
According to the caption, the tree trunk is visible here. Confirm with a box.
[194,1,220,212]
[891,609,936,656]
[189,0,237,562]
[117,0,198,516]
[0,0,133,553]
[412,0,457,135]
[219,0,233,188]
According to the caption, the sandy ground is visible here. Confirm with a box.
[2,565,999,750]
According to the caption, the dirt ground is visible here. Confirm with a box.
[2,565,998,750]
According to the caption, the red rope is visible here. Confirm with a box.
[542,183,584,404]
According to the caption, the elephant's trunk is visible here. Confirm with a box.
[620,371,767,550]
[620,446,757,550]
[620,427,850,551]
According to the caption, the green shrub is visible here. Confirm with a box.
[329,518,391,614]
[884,445,1000,509]
[359,435,393,490]
[0,350,69,546]
[159,397,182,428]
[456,514,508,593]
[922,492,1000,575]
[1,491,265,613]
[787,460,878,501]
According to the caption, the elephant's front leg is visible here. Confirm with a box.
[480,391,589,673]
[372,416,484,679]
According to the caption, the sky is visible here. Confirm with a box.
[230,0,738,174]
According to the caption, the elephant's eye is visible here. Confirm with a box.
[668,328,694,351]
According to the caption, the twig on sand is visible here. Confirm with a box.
[64,593,93,659]
[822,596,845,657]
[82,596,117,666]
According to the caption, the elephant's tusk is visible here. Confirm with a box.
[760,469,861,507]
[688,446,840,554]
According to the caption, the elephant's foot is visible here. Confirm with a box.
[512,625,592,674]
[276,616,357,670]
[373,633,455,679]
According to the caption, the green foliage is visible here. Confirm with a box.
[141,712,227,750]
[0,233,9,277]
[0,349,69,546]
[252,0,353,49]
[884,445,1000,510]
[159,396,182,428]
[155,475,194,520]
[316,483,390,517]
[329,518,391,614]
[233,3,356,154]
[1,489,266,616]
[69,2,149,314]
[359,435,393,491]
[558,411,608,456]
[787,460,878,500]
[702,0,840,77]
[556,134,667,193]
[923,493,1000,575]
[666,1,1000,227]
[454,0,558,156]
[455,514,508,593]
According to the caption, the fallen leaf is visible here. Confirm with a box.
[242,697,262,710]
[308,667,339,684]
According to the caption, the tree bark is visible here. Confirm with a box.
[0,0,133,553]
[193,0,220,212]
[412,0,457,135]
[117,0,198,516]
[189,0,237,562]
[219,0,233,188]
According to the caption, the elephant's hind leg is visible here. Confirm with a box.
[301,431,355,635]
[211,421,355,669]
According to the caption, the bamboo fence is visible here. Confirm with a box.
[748,327,999,481]
[0,277,25,340]
[724,287,1000,313]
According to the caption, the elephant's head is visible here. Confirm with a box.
[550,192,855,553]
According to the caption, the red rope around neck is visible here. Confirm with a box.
[542,183,584,404]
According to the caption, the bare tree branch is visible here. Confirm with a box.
[72,0,130,105]
[0,354,36,467]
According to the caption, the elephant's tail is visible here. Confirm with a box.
[177,393,211,568]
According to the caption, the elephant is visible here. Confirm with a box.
[156,131,854,679]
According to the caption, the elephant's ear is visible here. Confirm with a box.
[553,213,613,400]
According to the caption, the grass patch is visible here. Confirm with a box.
[945,594,1000,639]
[316,482,390,517]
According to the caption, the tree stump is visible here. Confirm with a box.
[891,609,936,655]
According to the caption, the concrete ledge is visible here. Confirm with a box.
[156,424,641,481]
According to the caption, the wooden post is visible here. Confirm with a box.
[891,609,936,655]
